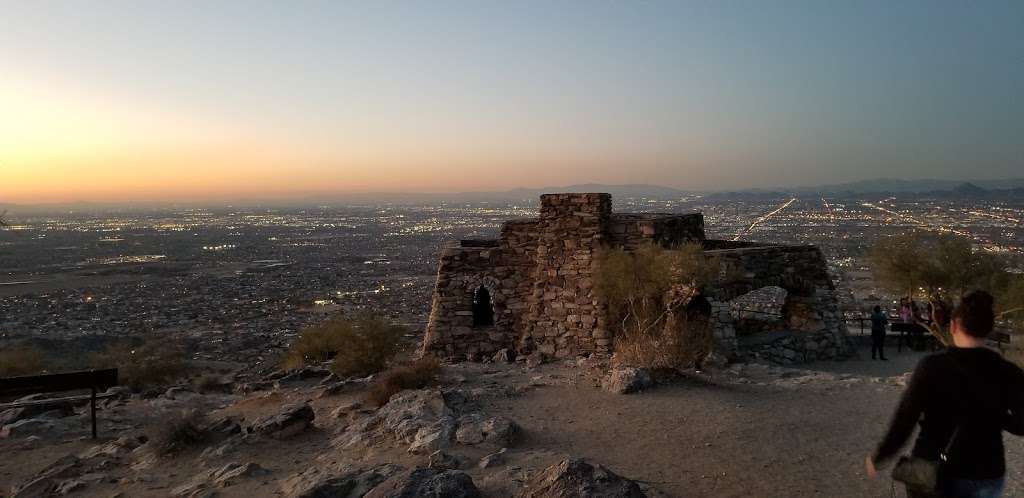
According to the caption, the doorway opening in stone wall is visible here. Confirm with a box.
[472,285,494,327]
[729,286,787,337]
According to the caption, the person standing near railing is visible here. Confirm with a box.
[901,299,915,324]
[871,305,890,361]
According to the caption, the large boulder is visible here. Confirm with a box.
[335,390,456,454]
[364,468,480,498]
[0,394,77,426]
[9,455,84,498]
[601,367,653,395]
[335,389,519,455]
[281,464,404,498]
[516,458,646,498]
[250,402,315,439]
[455,414,517,446]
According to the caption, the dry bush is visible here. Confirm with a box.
[192,372,230,393]
[283,314,404,378]
[147,408,208,456]
[89,338,187,389]
[0,345,47,377]
[614,311,713,371]
[365,356,442,407]
[595,243,717,370]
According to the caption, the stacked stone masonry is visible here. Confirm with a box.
[421,193,850,363]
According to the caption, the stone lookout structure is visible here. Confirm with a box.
[422,193,848,364]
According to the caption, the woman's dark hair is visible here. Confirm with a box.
[952,290,995,337]
[873,305,881,313]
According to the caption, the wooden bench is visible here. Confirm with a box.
[990,330,1012,352]
[0,369,118,439]
[890,321,936,352]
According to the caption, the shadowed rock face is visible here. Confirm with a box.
[281,464,404,498]
[517,458,646,498]
[249,402,315,439]
[423,193,848,364]
[364,468,481,498]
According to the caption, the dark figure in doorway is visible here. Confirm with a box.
[870,305,889,360]
[472,286,494,327]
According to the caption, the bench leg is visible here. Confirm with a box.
[91,387,97,439]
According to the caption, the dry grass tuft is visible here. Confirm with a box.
[0,345,47,377]
[89,338,187,389]
[365,356,442,407]
[147,408,209,457]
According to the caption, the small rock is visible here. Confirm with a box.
[428,450,463,471]
[55,479,86,495]
[163,387,198,401]
[516,458,645,498]
[211,462,271,487]
[478,448,507,469]
[492,349,515,363]
[250,403,315,439]
[601,367,654,395]
[364,468,481,498]
[280,464,403,498]
[329,401,364,419]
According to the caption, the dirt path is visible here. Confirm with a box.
[482,346,1024,497]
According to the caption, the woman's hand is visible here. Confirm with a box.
[865,455,878,478]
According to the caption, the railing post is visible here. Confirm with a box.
[90,386,97,439]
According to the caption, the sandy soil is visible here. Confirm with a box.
[4,344,1024,498]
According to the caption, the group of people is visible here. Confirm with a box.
[869,298,932,361]
[866,291,1024,498]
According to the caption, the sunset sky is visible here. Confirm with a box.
[2,1,1022,203]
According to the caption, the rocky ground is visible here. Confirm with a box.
[4,344,1024,498]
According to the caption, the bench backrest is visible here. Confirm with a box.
[0,369,118,397]
[991,330,1012,343]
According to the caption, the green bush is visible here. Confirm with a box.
[365,356,442,407]
[282,314,405,378]
[0,345,47,377]
[90,338,187,389]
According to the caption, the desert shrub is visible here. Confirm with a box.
[870,233,1023,346]
[595,243,718,370]
[614,310,713,371]
[365,356,442,407]
[0,345,47,377]
[147,408,208,456]
[282,314,404,377]
[89,338,187,389]
[191,372,230,393]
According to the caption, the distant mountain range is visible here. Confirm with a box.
[3,178,1023,212]
[790,178,1024,194]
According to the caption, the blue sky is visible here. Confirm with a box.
[1,1,1022,201]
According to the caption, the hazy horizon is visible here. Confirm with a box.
[3,0,1022,203]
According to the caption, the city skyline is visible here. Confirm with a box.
[3,0,1023,203]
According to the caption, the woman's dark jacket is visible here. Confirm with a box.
[874,347,1024,480]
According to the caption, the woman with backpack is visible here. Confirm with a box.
[866,291,1024,497]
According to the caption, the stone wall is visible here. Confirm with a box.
[422,193,850,365]
[521,193,611,358]
[704,244,849,362]
[608,213,705,250]
[421,220,538,360]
